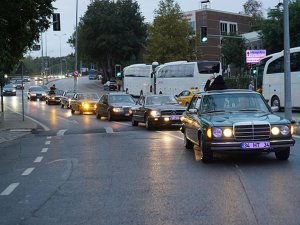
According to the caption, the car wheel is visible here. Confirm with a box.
[61,104,64,108]
[108,111,113,121]
[132,116,138,126]
[275,147,290,160]
[184,131,194,149]
[145,116,154,130]
[200,134,213,163]
[71,108,75,114]
[271,96,281,111]
[96,110,101,119]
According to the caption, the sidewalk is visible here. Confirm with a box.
[0,111,38,144]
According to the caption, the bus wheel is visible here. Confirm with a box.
[271,96,281,110]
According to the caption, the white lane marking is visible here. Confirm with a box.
[114,121,130,126]
[56,129,67,136]
[41,148,48,153]
[156,131,184,140]
[0,183,20,196]
[105,127,114,133]
[5,106,50,131]
[34,156,43,163]
[22,168,35,176]
[47,136,52,139]
[45,141,51,145]
[10,129,32,132]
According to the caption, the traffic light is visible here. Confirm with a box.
[200,26,208,43]
[250,64,257,75]
[53,13,61,31]
[115,64,122,77]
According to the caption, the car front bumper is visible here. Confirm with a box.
[209,138,295,152]
[149,116,183,127]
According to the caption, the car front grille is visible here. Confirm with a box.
[233,121,270,141]
[161,110,185,116]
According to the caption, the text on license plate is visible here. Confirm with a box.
[241,141,270,149]
[170,115,180,120]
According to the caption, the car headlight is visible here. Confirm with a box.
[223,128,233,137]
[82,102,90,109]
[212,128,222,138]
[280,125,290,135]
[112,107,123,112]
[150,110,160,117]
[12,90,16,92]
[42,93,46,96]
[31,93,36,96]
[51,97,55,100]
[271,127,280,135]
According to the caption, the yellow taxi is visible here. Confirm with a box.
[175,88,202,106]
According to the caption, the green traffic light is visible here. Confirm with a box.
[201,37,208,43]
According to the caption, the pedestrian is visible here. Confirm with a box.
[248,81,254,91]
[204,74,227,91]
[49,84,56,94]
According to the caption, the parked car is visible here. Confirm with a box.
[2,84,16,96]
[70,92,100,114]
[131,94,186,130]
[45,89,64,105]
[95,93,136,121]
[175,88,202,106]
[27,86,47,101]
[103,80,117,91]
[60,90,76,108]
[181,89,296,163]
[13,80,24,89]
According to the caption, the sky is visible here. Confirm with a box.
[27,0,278,58]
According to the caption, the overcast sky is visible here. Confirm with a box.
[27,0,278,58]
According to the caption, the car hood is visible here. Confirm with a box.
[111,103,135,108]
[147,104,186,111]
[4,87,15,91]
[80,99,98,103]
[30,91,46,94]
[200,112,291,126]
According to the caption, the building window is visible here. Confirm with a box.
[220,21,238,35]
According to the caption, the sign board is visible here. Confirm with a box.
[32,45,41,51]
[246,50,266,63]
[73,70,79,77]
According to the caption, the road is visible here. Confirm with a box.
[0,77,300,225]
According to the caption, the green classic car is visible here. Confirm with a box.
[181,90,295,163]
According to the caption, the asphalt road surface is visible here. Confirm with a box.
[0,77,300,225]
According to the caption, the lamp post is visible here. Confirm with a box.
[54,33,66,76]
[74,0,79,91]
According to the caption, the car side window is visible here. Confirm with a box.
[188,96,198,110]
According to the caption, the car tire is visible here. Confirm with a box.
[145,116,154,130]
[71,108,75,114]
[108,111,113,121]
[96,111,101,119]
[61,104,64,108]
[275,147,290,160]
[184,131,194,149]
[132,117,138,126]
[200,134,213,163]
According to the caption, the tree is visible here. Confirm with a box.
[243,0,264,30]
[70,0,147,80]
[258,0,300,54]
[145,0,196,63]
[0,0,55,74]
[221,35,247,75]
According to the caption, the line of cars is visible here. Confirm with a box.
[26,84,296,163]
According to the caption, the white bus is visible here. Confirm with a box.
[123,64,154,96]
[155,60,222,96]
[259,46,300,109]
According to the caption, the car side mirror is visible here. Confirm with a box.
[188,108,198,114]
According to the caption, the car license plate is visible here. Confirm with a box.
[170,115,180,120]
[241,141,270,149]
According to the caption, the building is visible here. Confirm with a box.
[183,7,253,71]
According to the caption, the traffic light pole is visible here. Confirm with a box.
[283,0,292,120]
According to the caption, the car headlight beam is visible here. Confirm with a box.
[271,127,280,135]
[150,110,160,117]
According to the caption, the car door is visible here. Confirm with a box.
[98,95,109,116]
[70,94,78,110]
[184,96,202,143]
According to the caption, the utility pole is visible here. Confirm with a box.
[283,0,292,120]
[74,0,79,91]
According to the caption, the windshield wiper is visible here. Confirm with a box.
[239,109,260,111]
[206,110,226,113]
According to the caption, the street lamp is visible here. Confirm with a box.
[54,33,66,76]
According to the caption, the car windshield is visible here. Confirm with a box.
[4,84,14,88]
[78,93,99,100]
[55,89,64,95]
[201,93,270,113]
[30,87,44,92]
[109,95,135,103]
[146,95,179,105]
[15,80,22,84]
